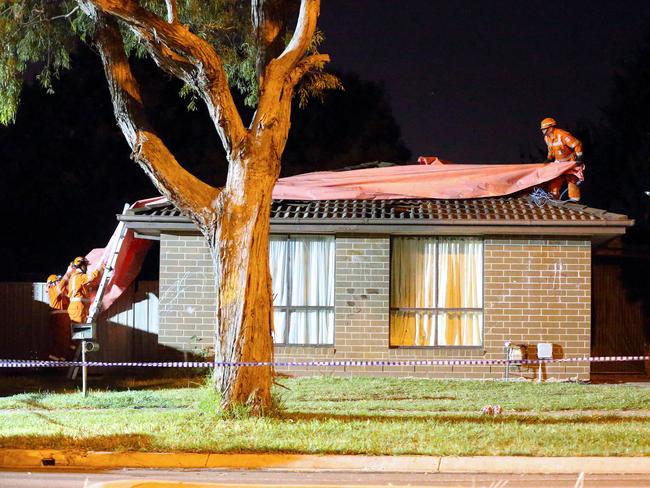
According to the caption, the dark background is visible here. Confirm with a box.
[1,1,649,280]
[320,0,650,162]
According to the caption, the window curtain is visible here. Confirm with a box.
[270,235,334,345]
[270,236,288,342]
[390,237,436,346]
[390,237,483,347]
[437,238,483,346]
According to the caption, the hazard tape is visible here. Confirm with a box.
[1,355,649,369]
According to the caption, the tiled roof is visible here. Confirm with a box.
[270,198,612,222]
[131,196,628,225]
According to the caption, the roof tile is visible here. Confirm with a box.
[133,196,619,223]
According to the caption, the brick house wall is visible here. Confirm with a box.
[158,233,591,380]
[159,235,215,356]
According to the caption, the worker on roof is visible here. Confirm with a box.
[46,273,73,361]
[67,256,105,324]
[541,117,584,202]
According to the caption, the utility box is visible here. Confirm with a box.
[71,322,95,340]
[507,344,526,361]
[504,341,527,380]
[537,342,553,359]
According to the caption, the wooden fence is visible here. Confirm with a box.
[0,281,159,362]
[592,262,648,373]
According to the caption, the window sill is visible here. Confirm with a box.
[275,345,336,355]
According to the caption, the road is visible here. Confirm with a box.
[2,469,650,487]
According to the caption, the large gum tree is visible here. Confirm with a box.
[0,0,334,411]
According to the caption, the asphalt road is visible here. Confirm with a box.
[2,469,650,488]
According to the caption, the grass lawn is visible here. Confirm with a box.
[1,374,650,456]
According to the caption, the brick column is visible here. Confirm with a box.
[158,234,215,357]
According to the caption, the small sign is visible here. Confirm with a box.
[71,323,95,340]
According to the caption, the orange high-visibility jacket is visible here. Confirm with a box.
[67,268,102,323]
[47,280,69,311]
[544,128,583,162]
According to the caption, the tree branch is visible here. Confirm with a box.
[165,0,177,24]
[252,0,299,84]
[81,0,246,156]
[79,4,219,226]
[50,6,79,21]
[273,0,320,73]
[287,53,330,87]
[252,0,325,137]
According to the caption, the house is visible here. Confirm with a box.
[119,194,633,380]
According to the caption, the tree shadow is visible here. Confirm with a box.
[0,369,207,396]
[312,395,457,402]
[18,396,53,410]
[0,434,153,452]
[279,410,650,426]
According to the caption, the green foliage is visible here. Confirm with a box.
[1,0,336,123]
[0,0,78,124]
[183,0,261,106]
[297,70,343,108]
[297,28,342,108]
[223,42,259,107]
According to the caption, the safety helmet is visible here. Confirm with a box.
[46,274,58,284]
[73,256,89,268]
[540,117,557,130]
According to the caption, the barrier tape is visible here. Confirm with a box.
[1,355,649,369]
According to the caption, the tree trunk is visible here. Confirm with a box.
[208,149,279,412]
[81,0,324,415]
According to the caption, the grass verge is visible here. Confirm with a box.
[0,375,649,456]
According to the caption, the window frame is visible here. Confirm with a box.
[388,236,485,349]
[271,234,336,347]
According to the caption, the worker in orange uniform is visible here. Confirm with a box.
[541,117,584,202]
[46,274,73,360]
[67,256,105,324]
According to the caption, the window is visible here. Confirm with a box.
[270,235,335,345]
[390,237,483,347]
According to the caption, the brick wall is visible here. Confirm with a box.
[159,234,215,357]
[158,233,591,379]
[483,238,591,380]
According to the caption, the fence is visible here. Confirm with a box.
[0,281,159,362]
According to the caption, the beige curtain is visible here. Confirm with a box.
[390,237,436,346]
[390,237,482,346]
[437,239,483,346]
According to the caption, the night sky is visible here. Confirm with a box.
[2,1,650,279]
[319,0,650,162]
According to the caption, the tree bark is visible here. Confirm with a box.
[208,150,279,411]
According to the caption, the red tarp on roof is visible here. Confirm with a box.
[84,160,583,313]
[273,159,583,200]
